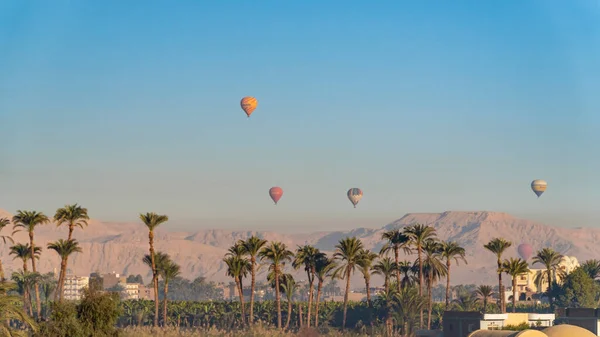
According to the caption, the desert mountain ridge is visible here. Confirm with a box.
[0,209,593,287]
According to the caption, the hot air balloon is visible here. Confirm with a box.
[531,179,547,198]
[240,96,258,118]
[517,243,534,261]
[269,187,283,205]
[347,188,363,208]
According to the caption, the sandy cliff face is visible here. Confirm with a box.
[0,209,592,287]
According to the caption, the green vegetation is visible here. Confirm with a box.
[1,206,600,336]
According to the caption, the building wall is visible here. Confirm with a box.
[63,275,90,300]
[443,312,482,337]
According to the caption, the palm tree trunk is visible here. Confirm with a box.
[342,269,351,331]
[445,260,451,310]
[55,256,68,301]
[68,225,74,241]
[547,268,553,311]
[418,244,423,328]
[275,270,282,329]
[29,232,41,319]
[163,280,169,326]
[237,277,246,327]
[483,298,488,314]
[394,247,401,291]
[315,280,323,327]
[498,258,504,313]
[0,259,4,281]
[307,276,314,327]
[364,276,372,307]
[427,273,433,330]
[512,278,517,313]
[384,276,389,293]
[285,298,292,330]
[148,230,159,328]
[249,258,256,326]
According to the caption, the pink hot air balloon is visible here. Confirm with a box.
[517,243,534,261]
[269,187,283,205]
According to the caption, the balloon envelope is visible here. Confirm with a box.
[347,188,363,208]
[269,187,283,205]
[531,179,547,197]
[518,243,534,261]
[240,96,258,117]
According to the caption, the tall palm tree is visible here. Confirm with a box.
[0,217,14,281]
[404,223,437,328]
[9,243,40,272]
[532,247,563,310]
[398,260,417,289]
[292,244,324,328]
[139,212,169,327]
[484,238,512,313]
[142,251,171,325]
[502,257,529,313]
[259,241,294,330]
[422,240,447,329]
[372,257,396,293]
[47,239,82,301]
[11,270,41,317]
[12,210,50,319]
[159,259,181,326]
[239,235,267,326]
[314,255,335,327]
[440,241,467,310]
[380,229,411,291]
[268,272,296,330]
[475,285,495,314]
[357,249,378,307]
[53,203,89,241]
[332,236,364,330]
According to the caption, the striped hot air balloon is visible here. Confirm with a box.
[347,188,363,208]
[531,179,547,198]
[240,96,258,117]
[269,187,283,205]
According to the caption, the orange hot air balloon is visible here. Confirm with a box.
[269,187,283,205]
[240,96,258,117]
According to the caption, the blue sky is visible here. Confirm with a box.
[1,1,599,232]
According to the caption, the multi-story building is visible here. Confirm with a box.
[63,275,90,301]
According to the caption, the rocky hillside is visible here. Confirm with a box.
[0,209,592,288]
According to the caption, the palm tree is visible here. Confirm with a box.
[53,203,89,241]
[332,236,364,330]
[372,257,396,293]
[239,235,267,326]
[0,217,14,281]
[440,241,467,310]
[314,255,335,327]
[159,259,181,326]
[452,291,478,311]
[143,251,171,326]
[395,285,428,336]
[259,241,294,330]
[581,259,600,280]
[475,285,495,314]
[532,247,563,310]
[380,229,411,291]
[9,243,40,272]
[139,212,169,327]
[225,242,250,325]
[357,249,378,307]
[11,270,41,317]
[12,210,50,319]
[292,244,324,328]
[47,239,82,301]
[502,257,529,313]
[0,281,38,335]
[404,223,437,328]
[398,260,417,289]
[484,238,512,313]
[422,240,447,329]
[268,272,296,330]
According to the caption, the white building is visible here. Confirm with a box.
[63,275,90,300]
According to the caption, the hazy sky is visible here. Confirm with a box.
[1,1,599,232]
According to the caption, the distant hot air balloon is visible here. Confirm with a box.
[531,179,547,198]
[517,243,534,261]
[269,187,283,205]
[240,96,258,118]
[347,188,363,208]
